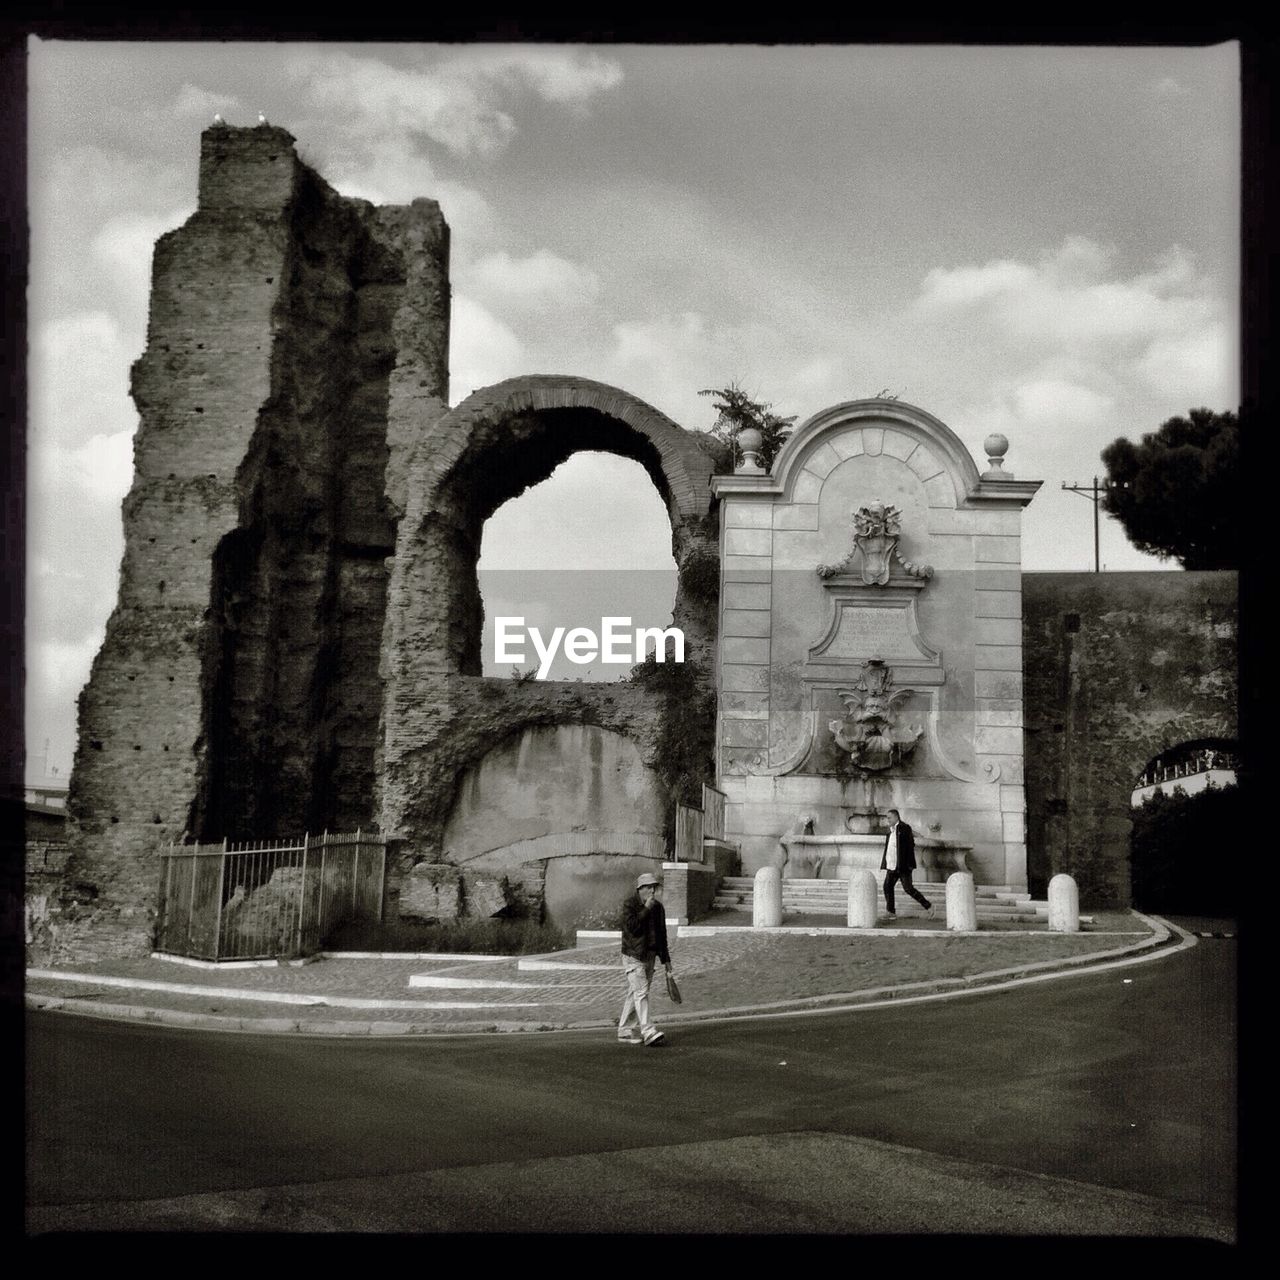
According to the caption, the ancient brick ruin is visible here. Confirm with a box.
[41,126,720,961]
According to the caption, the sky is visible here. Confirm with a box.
[24,39,1241,780]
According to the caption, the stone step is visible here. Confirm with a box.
[716,885,1034,906]
[711,903,1046,922]
[720,878,1020,894]
[714,891,1046,908]
[707,906,1083,927]
[715,890,1028,907]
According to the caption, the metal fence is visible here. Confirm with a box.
[701,784,726,842]
[674,803,705,864]
[157,830,386,961]
[673,786,728,863]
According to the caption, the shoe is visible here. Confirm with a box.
[642,1029,666,1047]
[617,1031,642,1044]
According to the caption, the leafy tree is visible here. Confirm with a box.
[699,382,797,473]
[1100,407,1239,569]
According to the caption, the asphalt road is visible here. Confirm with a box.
[26,929,1236,1239]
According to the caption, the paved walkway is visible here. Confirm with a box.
[25,909,1185,1036]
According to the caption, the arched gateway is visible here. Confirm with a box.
[378,375,720,927]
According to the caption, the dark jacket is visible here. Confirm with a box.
[879,821,916,872]
[621,893,670,964]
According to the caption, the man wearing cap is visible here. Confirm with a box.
[618,871,673,1046]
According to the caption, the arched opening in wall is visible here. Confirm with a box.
[386,383,721,883]
[468,437,680,686]
[1130,737,1240,916]
[478,452,678,683]
[405,386,721,686]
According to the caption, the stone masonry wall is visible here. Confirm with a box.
[378,376,723,911]
[39,126,447,963]
[1022,571,1237,905]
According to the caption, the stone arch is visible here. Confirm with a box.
[379,375,723,889]
[416,375,716,525]
[1132,735,1239,800]
[385,375,718,678]
[771,399,985,510]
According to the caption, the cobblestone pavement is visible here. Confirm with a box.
[25,912,1174,1035]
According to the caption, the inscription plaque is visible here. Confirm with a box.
[827,604,922,660]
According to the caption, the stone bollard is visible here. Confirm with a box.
[753,865,782,928]
[846,869,877,928]
[1048,873,1080,932]
[945,871,977,931]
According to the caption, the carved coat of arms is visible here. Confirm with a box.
[828,659,925,772]
[818,501,933,584]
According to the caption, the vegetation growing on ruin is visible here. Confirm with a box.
[699,382,797,473]
[677,544,720,609]
[628,651,717,819]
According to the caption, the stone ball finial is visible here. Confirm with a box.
[982,432,1010,479]
[736,425,765,474]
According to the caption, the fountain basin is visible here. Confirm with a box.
[779,834,971,879]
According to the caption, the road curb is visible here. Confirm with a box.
[24,914,1189,1037]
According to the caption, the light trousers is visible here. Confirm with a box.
[619,955,657,1036]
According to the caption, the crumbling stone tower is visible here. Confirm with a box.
[54,126,449,959]
[44,125,721,961]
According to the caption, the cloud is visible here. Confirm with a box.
[597,311,860,433]
[289,50,516,155]
[479,454,676,571]
[982,377,1116,436]
[311,135,501,259]
[31,312,138,448]
[64,431,137,504]
[286,47,623,157]
[1152,76,1187,97]
[1133,321,1236,401]
[442,46,624,108]
[90,208,192,329]
[449,294,526,401]
[174,83,242,119]
[913,258,1036,314]
[467,250,601,311]
[913,237,1220,350]
[29,633,105,707]
[911,237,1234,416]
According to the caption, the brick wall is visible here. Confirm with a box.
[38,127,448,963]
[1022,571,1237,905]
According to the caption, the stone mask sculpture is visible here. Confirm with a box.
[829,659,925,772]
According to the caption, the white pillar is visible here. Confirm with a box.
[753,865,782,927]
[946,871,977,932]
[1048,873,1080,932]
[846,869,877,928]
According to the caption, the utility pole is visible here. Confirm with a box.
[1061,476,1126,572]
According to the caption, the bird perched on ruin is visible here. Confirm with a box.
[257,112,268,124]
[212,113,224,125]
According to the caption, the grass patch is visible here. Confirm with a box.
[326,916,572,955]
